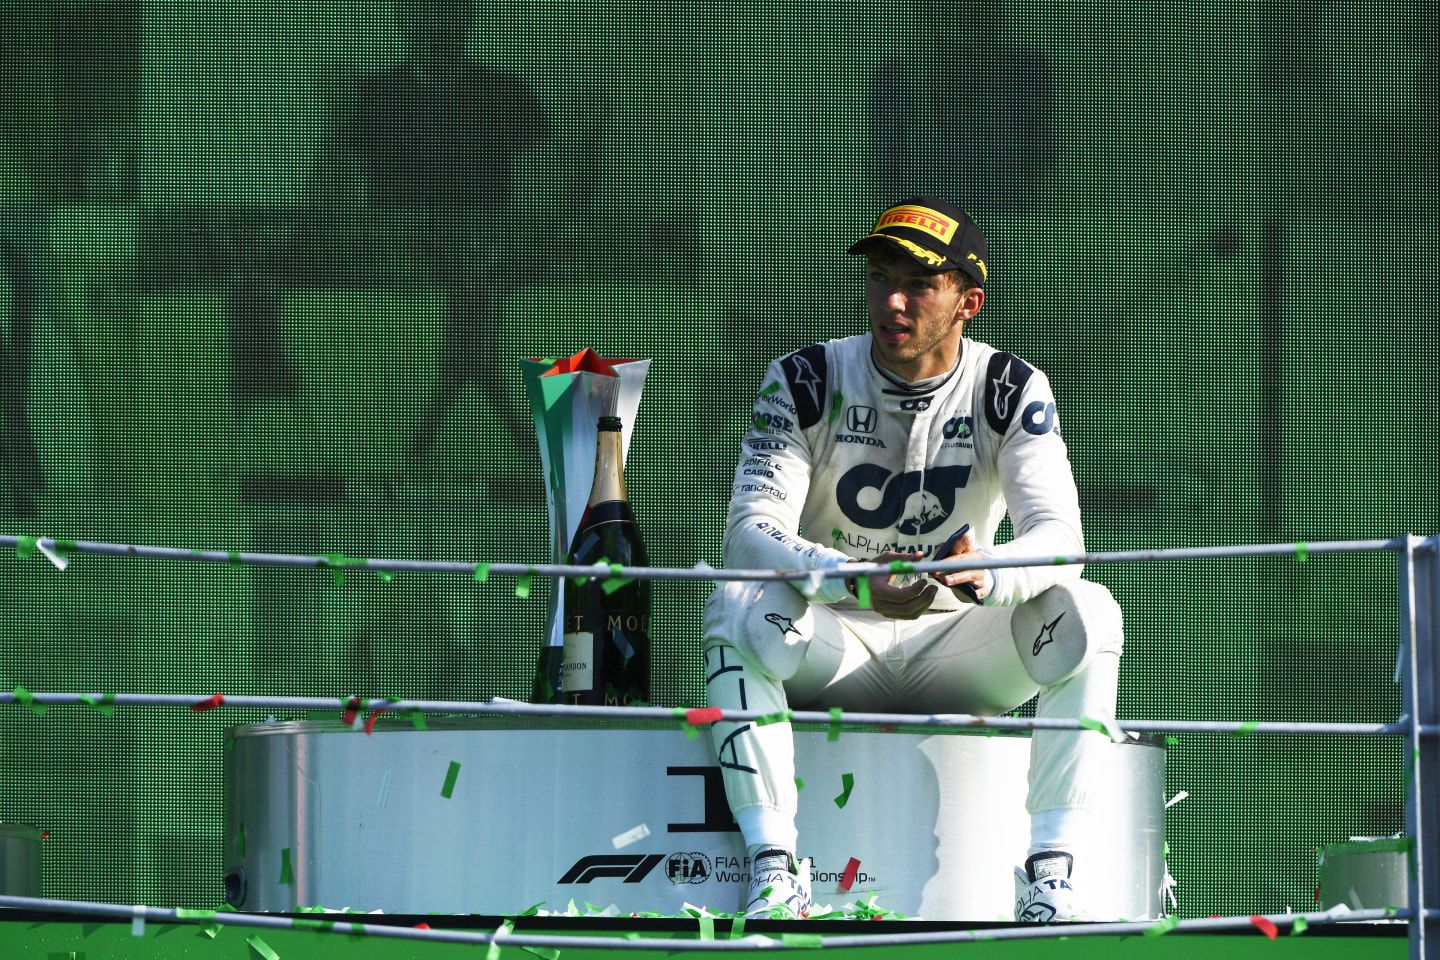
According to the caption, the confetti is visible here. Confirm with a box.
[828,707,843,741]
[781,933,823,948]
[755,709,793,726]
[699,916,715,940]
[487,919,514,960]
[131,904,146,937]
[278,848,294,884]
[15,535,39,558]
[855,576,871,609]
[730,917,747,938]
[795,777,805,790]
[246,934,281,960]
[36,538,70,570]
[1165,790,1189,808]
[377,772,392,809]
[1291,916,1308,935]
[13,686,48,717]
[474,563,490,582]
[611,823,651,849]
[80,693,117,716]
[685,707,724,726]
[839,857,860,892]
[1143,915,1180,937]
[1250,915,1278,940]
[441,761,462,798]
[1295,542,1308,562]
[190,693,225,712]
[834,773,855,809]
[516,569,534,598]
[1230,720,1261,739]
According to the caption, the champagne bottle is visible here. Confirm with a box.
[560,415,651,706]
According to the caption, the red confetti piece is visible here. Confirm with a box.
[364,710,387,735]
[1250,916,1278,940]
[839,857,860,892]
[41,831,49,840]
[190,693,225,712]
[342,698,362,726]
[687,707,724,726]
[414,923,431,930]
[1314,882,1321,903]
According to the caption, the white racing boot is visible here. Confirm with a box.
[743,848,813,919]
[1014,851,1088,922]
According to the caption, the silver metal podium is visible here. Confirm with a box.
[223,716,1165,920]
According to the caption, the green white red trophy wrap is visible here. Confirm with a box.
[521,350,650,701]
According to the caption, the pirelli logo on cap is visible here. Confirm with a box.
[875,205,956,246]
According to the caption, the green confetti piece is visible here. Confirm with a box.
[441,760,461,798]
[54,539,77,556]
[602,569,635,594]
[730,917,747,939]
[1078,716,1109,738]
[1295,542,1308,562]
[830,390,844,423]
[855,576,871,609]
[623,931,642,940]
[376,570,395,582]
[759,381,781,396]
[672,707,701,740]
[1053,556,1067,565]
[237,821,246,858]
[228,551,242,566]
[516,569,534,599]
[1291,916,1308,935]
[699,916,715,940]
[834,772,855,808]
[321,553,360,585]
[487,919,514,960]
[887,560,914,574]
[781,933,824,948]
[755,709,792,725]
[1144,915,1180,937]
[795,777,805,790]
[80,693,116,716]
[474,563,491,582]
[1165,735,1179,745]
[408,708,428,731]
[13,686,47,716]
[1163,840,1170,859]
[16,535,38,558]
[828,706,843,741]
[520,901,546,916]
[200,921,223,938]
[831,528,844,547]
[278,848,294,884]
[175,908,216,920]
[1230,720,1261,738]
[292,919,333,933]
[247,934,280,960]
[522,948,560,960]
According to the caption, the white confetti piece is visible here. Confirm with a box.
[131,904,146,937]
[801,570,824,598]
[377,771,392,809]
[1165,790,1189,808]
[611,822,651,849]
[37,540,70,571]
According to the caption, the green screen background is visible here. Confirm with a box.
[0,0,1434,919]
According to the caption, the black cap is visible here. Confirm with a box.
[848,196,989,285]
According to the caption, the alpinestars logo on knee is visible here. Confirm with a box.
[1032,612,1065,656]
[764,613,800,636]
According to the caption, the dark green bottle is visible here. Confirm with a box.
[560,415,651,706]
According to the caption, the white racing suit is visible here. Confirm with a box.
[704,332,1125,865]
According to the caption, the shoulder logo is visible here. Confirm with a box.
[991,361,1017,420]
[787,354,823,409]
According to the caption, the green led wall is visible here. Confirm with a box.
[0,0,1434,920]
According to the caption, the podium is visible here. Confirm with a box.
[223,716,1165,920]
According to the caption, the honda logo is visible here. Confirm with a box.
[845,406,878,434]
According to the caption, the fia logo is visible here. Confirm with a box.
[665,852,713,885]
[845,405,878,434]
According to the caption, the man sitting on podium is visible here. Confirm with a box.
[703,196,1125,921]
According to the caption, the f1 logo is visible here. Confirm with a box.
[846,406,878,434]
[558,854,664,883]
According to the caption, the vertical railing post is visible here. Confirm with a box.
[1403,535,1438,959]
